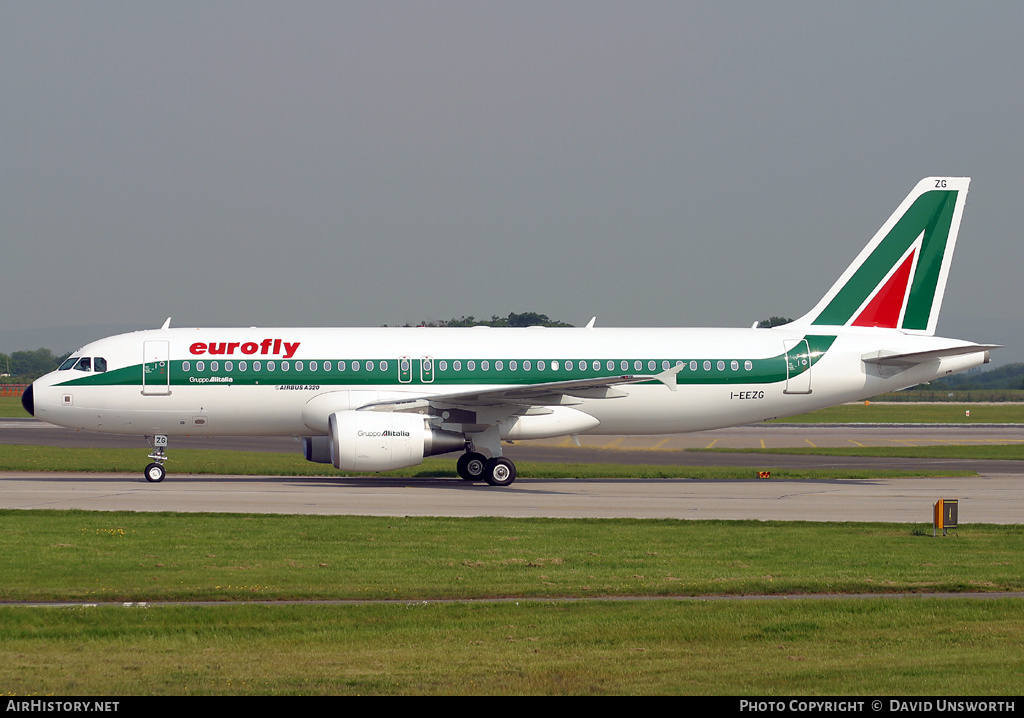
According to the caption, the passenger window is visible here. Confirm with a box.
[593,360,600,371]
[717,361,725,371]
[322,361,330,371]
[731,360,739,371]
[267,361,276,372]
[481,360,489,371]
[439,360,447,371]
[565,360,573,371]
[367,361,374,372]
[310,361,317,371]
[339,361,346,371]
[211,361,219,372]
[648,361,656,371]
[239,361,247,371]
[253,361,261,371]
[510,360,518,371]
[745,360,753,371]
[281,361,289,371]
[196,361,205,372]
[352,361,360,371]
[468,360,476,371]
[453,360,461,371]
[690,361,697,371]
[524,360,532,371]
[538,360,546,371]
[380,360,387,371]
[550,360,558,371]
[495,360,503,371]
[703,361,711,371]
[606,360,614,371]
[225,361,233,371]
[183,361,191,372]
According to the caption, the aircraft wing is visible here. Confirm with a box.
[358,367,681,412]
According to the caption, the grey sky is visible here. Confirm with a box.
[2,2,1021,361]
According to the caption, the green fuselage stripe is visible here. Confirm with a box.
[56,336,837,390]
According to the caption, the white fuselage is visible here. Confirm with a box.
[29,324,988,440]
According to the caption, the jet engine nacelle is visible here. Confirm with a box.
[323,410,465,472]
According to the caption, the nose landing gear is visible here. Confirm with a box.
[144,435,168,483]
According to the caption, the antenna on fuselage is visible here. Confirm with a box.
[160,317,172,330]
[585,317,596,329]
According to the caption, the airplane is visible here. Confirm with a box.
[22,177,998,487]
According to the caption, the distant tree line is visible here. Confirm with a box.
[756,316,794,328]
[387,312,575,328]
[0,348,70,383]
[912,362,1024,391]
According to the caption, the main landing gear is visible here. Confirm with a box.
[144,434,168,483]
[456,451,517,487]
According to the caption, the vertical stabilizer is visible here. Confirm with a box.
[794,177,970,336]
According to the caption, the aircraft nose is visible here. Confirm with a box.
[21,383,34,416]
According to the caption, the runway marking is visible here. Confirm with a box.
[760,439,766,449]
[652,439,670,450]
[603,438,623,449]
[705,439,718,449]
[848,439,865,447]
[805,439,817,448]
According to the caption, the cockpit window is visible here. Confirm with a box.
[58,357,78,371]
[73,357,92,372]
[94,357,107,372]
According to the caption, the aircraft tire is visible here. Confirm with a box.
[144,463,166,483]
[484,457,516,487]
[457,452,488,482]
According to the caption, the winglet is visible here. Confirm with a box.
[653,365,680,392]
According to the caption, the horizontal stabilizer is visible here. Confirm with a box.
[862,344,1000,368]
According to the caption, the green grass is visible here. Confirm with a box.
[696,444,1024,461]
[0,444,973,480]
[2,600,1021,695]
[1,511,1023,695]
[0,395,30,417]
[769,402,1024,424]
[3,510,1022,602]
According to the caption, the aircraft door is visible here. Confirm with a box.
[420,356,434,383]
[398,356,413,383]
[142,340,171,396]
[783,339,812,395]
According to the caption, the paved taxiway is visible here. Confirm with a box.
[2,417,1021,522]
[3,472,1022,523]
